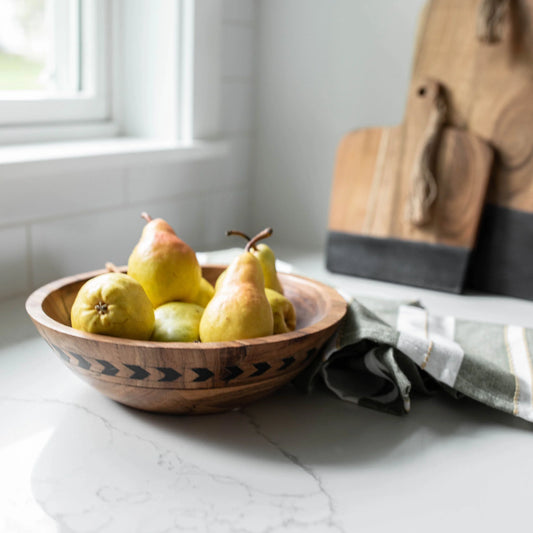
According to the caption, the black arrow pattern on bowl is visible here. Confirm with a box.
[222,366,244,382]
[49,342,70,363]
[157,367,182,382]
[278,356,296,370]
[69,351,91,370]
[45,341,315,384]
[250,362,271,377]
[124,364,151,380]
[96,359,120,376]
[192,367,215,382]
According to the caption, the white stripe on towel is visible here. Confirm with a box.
[396,305,464,388]
[505,325,533,422]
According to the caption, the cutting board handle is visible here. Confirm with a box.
[477,0,509,43]
[405,79,448,226]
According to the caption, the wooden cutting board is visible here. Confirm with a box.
[327,78,493,292]
[410,0,533,298]
[412,0,533,211]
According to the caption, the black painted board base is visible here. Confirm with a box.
[467,203,533,300]
[326,231,470,293]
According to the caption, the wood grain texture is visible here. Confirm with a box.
[328,79,493,247]
[411,0,533,212]
[25,266,347,415]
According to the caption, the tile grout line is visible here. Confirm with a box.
[0,202,131,231]
[0,180,247,231]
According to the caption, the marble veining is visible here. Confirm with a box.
[240,409,344,533]
[1,393,344,532]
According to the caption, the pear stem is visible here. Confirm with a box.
[226,229,257,250]
[245,227,273,252]
[226,230,251,241]
[141,212,152,223]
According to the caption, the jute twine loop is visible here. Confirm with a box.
[406,84,448,227]
[477,0,509,43]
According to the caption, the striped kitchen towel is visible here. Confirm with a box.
[298,294,533,423]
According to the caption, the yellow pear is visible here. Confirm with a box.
[214,268,228,292]
[151,302,204,342]
[253,243,284,294]
[265,288,296,334]
[226,229,284,293]
[193,277,215,307]
[71,272,155,340]
[127,213,201,308]
[199,229,274,342]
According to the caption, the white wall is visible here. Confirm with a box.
[0,0,258,301]
[251,0,427,249]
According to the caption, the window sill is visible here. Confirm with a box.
[0,137,229,178]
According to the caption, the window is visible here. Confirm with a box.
[0,0,222,152]
[0,0,109,127]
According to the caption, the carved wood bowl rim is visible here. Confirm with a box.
[25,265,348,400]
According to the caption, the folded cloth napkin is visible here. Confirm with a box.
[296,293,533,423]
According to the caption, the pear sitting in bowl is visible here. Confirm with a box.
[71,272,155,340]
[128,212,201,308]
[265,288,296,334]
[225,229,285,294]
[151,302,204,342]
[199,229,274,342]
[192,277,215,308]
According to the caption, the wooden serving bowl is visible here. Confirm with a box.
[25,266,347,414]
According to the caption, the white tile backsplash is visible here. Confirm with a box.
[126,160,215,203]
[203,187,250,249]
[0,226,30,299]
[223,0,257,23]
[225,136,252,185]
[30,207,141,287]
[139,196,207,251]
[0,169,126,227]
[221,80,254,134]
[221,24,255,80]
[125,152,247,205]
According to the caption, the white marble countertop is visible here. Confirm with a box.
[2,248,533,533]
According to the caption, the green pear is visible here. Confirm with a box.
[199,229,274,342]
[226,229,284,294]
[127,213,201,308]
[265,288,296,334]
[151,302,204,342]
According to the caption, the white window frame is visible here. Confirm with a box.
[0,0,223,155]
[0,0,110,127]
